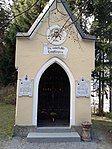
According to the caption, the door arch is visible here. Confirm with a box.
[38,63,70,126]
[32,58,75,127]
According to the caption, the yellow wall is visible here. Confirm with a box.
[15,2,95,126]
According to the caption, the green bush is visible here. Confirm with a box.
[104,112,112,119]
[0,85,16,105]
[94,112,112,119]
[3,94,16,105]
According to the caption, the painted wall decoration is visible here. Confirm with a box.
[46,25,67,45]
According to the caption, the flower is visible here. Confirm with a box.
[50,112,57,116]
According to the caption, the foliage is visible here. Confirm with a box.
[104,112,112,119]
[0,0,10,44]
[1,24,18,86]
[3,93,16,105]
[90,0,112,112]
[0,0,48,86]
[95,112,112,119]
[91,0,112,74]
[0,85,16,104]
[67,0,95,33]
[0,0,12,86]
[67,0,112,113]
[12,0,48,32]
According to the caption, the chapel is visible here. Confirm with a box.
[15,0,95,138]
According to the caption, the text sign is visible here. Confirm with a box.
[19,76,33,97]
[76,79,90,97]
[43,44,68,58]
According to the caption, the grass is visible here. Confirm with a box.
[92,114,112,129]
[0,102,15,139]
[92,114,112,144]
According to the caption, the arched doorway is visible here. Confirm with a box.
[37,63,70,127]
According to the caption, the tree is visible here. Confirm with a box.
[11,0,48,32]
[0,0,48,86]
[90,0,112,113]
[0,0,11,86]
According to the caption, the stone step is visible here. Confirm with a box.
[27,132,81,143]
[36,127,72,133]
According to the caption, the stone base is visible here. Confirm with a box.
[13,125,38,137]
[13,125,82,137]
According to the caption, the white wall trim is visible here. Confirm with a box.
[32,57,75,127]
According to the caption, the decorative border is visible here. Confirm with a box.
[32,57,75,127]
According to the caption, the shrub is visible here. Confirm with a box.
[3,93,16,105]
[104,112,112,119]
[0,85,16,105]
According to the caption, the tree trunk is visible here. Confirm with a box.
[99,71,103,114]
[109,73,112,112]
[101,71,104,113]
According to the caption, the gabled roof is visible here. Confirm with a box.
[16,0,96,40]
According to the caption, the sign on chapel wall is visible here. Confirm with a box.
[76,78,90,97]
[43,25,68,58]
[19,75,33,97]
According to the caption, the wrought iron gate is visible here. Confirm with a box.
[37,63,70,126]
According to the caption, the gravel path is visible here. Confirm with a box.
[0,137,111,149]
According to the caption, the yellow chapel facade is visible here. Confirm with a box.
[15,0,95,136]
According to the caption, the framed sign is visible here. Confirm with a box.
[43,44,68,58]
[19,75,33,97]
[76,78,90,97]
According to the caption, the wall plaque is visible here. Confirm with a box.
[76,78,90,97]
[43,44,68,58]
[19,75,33,97]
[46,25,67,45]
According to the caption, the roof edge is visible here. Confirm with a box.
[16,0,96,40]
[61,0,96,40]
[16,0,55,38]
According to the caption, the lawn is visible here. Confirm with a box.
[92,114,112,145]
[0,102,15,139]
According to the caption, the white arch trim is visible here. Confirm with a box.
[32,57,75,127]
